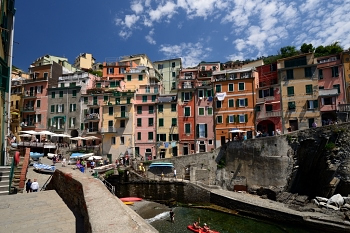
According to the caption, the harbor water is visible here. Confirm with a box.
[146,207,318,233]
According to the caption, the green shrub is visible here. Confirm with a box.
[104,170,114,179]
[325,142,336,150]
[217,158,226,169]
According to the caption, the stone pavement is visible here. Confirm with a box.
[0,190,75,233]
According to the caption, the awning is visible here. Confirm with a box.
[11,112,19,115]
[149,163,174,168]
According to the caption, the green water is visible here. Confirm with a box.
[148,207,317,233]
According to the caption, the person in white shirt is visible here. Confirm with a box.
[30,179,39,192]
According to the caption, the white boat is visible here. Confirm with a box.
[47,153,58,159]
[93,164,115,174]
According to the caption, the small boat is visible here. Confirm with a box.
[187,225,219,233]
[30,152,44,160]
[123,201,134,205]
[33,163,56,174]
[120,197,143,202]
[93,164,115,174]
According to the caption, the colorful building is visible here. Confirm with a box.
[316,54,345,124]
[153,58,182,94]
[277,53,320,132]
[178,68,197,155]
[342,50,350,103]
[73,53,95,71]
[255,63,282,135]
[212,67,258,146]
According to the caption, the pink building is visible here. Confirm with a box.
[316,54,345,124]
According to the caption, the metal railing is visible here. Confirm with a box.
[99,177,115,195]
[8,156,15,193]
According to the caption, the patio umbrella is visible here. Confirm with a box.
[38,130,56,135]
[19,134,32,137]
[84,136,99,140]
[87,155,102,161]
[52,133,71,138]
[20,130,40,135]
[70,136,86,140]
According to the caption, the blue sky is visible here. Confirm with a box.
[13,0,350,71]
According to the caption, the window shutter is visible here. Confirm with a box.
[259,90,262,98]
[69,118,71,127]
[236,99,239,107]
[81,123,84,130]
[245,114,248,123]
[70,104,72,112]
[62,104,64,112]
[189,92,192,100]
[205,124,207,138]
[48,118,51,127]
[196,124,199,138]
[226,115,229,123]
[181,92,184,101]
[270,88,274,96]
[314,100,318,108]
[56,105,58,113]
[245,98,248,106]
[234,115,237,123]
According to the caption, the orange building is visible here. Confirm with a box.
[212,67,258,147]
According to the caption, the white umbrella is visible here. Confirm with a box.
[38,130,56,135]
[70,136,86,140]
[84,136,99,140]
[52,134,72,138]
[20,130,40,135]
[87,156,102,161]
[19,134,32,137]
[79,153,94,159]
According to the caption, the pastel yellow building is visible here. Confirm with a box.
[74,53,95,71]
[342,50,350,103]
[277,53,320,133]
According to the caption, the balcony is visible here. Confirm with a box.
[199,70,212,78]
[21,123,35,129]
[180,74,196,80]
[256,110,282,120]
[319,88,338,97]
[115,112,129,119]
[84,113,100,121]
[113,91,135,97]
[22,77,48,84]
[179,82,195,90]
[338,104,350,112]
[85,128,100,134]
[256,96,276,103]
[23,92,38,99]
[196,80,212,88]
[50,125,66,132]
[101,127,117,133]
[87,101,99,106]
[21,106,35,112]
[136,89,159,95]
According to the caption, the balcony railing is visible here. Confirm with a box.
[23,93,37,98]
[101,127,117,133]
[22,77,48,83]
[256,110,282,119]
[21,106,35,112]
[338,104,350,112]
[115,112,129,119]
[84,113,100,121]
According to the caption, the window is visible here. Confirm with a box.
[286,69,294,80]
[158,104,163,112]
[319,86,324,90]
[108,120,113,129]
[127,75,131,81]
[206,89,212,97]
[109,107,113,115]
[37,86,42,93]
[333,84,340,93]
[137,106,142,114]
[104,96,108,102]
[216,101,222,108]
[238,98,248,107]
[304,67,312,77]
[51,92,55,98]
[138,75,143,81]
[209,140,213,145]
[107,68,114,74]
[159,118,164,127]
[287,86,294,96]
[265,104,272,112]
[171,104,177,112]
[127,97,131,104]
[239,114,248,123]
[172,62,175,68]
[288,101,296,110]
[307,100,319,109]
[318,69,323,79]
[185,123,191,134]
[228,99,234,107]
[331,67,339,77]
[215,84,221,92]
[148,118,154,126]
[137,132,141,140]
[115,98,120,105]
[183,92,191,101]
[69,117,76,127]
[50,105,55,113]
[59,91,63,98]
[238,82,245,91]
[70,104,76,112]
[148,132,153,140]
[152,95,156,102]
[72,90,77,97]
[60,83,65,88]
[111,137,116,145]
[198,107,205,116]
[120,137,124,145]
[57,104,64,113]
[37,100,41,108]
[84,97,88,104]
[137,118,142,127]
[197,124,207,138]
[149,106,154,114]
[157,64,163,70]
[96,83,101,88]
[169,134,179,141]
[43,72,48,78]
[228,115,234,123]
[120,120,125,128]
[228,83,234,92]
[171,118,177,126]
[258,88,274,98]
[142,96,147,102]
[217,115,223,123]
[184,107,191,116]
[36,114,41,123]
[207,107,213,115]
[305,85,313,94]
[172,72,176,77]
[198,89,204,98]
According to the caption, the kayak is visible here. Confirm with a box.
[120,197,143,202]
[123,201,134,205]
[187,225,219,233]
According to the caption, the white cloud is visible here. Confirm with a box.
[124,14,139,28]
[131,2,143,14]
[145,29,156,45]
[159,42,211,67]
[119,30,132,40]
[148,1,177,22]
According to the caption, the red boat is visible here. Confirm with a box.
[120,197,143,202]
[187,225,219,233]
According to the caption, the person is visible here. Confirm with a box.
[62,157,66,167]
[30,179,39,192]
[161,172,164,180]
[193,221,201,229]
[173,169,177,179]
[169,209,175,223]
[90,160,95,169]
[25,179,32,193]
[203,223,211,232]
[53,155,57,165]
[312,122,317,128]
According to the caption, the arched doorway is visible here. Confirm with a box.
[257,120,275,136]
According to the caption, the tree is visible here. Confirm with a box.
[300,43,315,53]
[314,42,343,57]
[279,46,299,58]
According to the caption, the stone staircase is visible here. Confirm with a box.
[0,166,11,196]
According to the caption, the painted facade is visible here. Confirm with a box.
[212,67,258,147]
[316,54,345,124]
[153,58,182,94]
[196,62,217,153]
[255,63,282,135]
[73,53,95,71]
[178,68,197,156]
[342,50,350,103]
[278,53,320,133]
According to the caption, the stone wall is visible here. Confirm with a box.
[46,167,157,233]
